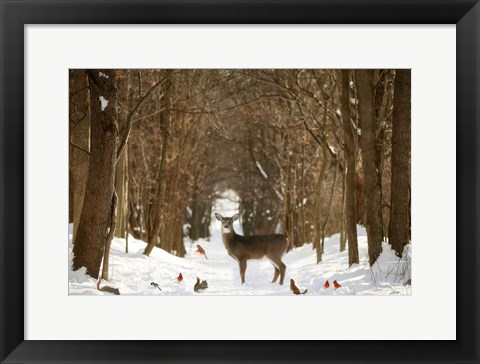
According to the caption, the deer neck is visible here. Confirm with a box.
[221,228,237,249]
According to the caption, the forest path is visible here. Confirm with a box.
[69,191,410,296]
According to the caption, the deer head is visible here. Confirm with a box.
[214,213,239,234]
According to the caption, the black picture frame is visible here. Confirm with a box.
[1,1,478,363]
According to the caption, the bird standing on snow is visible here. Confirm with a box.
[194,277,208,292]
[333,280,342,289]
[195,244,208,260]
[323,280,330,289]
[150,282,161,291]
[177,273,183,283]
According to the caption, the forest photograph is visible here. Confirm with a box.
[69,69,411,296]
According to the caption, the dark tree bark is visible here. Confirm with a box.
[356,70,383,266]
[313,142,328,263]
[69,71,76,223]
[73,69,118,278]
[321,161,339,254]
[389,69,411,256]
[189,200,211,241]
[102,191,118,280]
[114,73,131,239]
[144,70,173,256]
[114,150,128,238]
[69,70,90,242]
[311,89,331,263]
[339,163,347,252]
[341,70,359,266]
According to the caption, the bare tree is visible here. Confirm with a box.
[144,70,173,256]
[69,70,90,243]
[389,69,411,256]
[356,69,383,266]
[341,70,359,265]
[73,69,118,278]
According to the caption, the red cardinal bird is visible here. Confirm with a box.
[177,273,183,283]
[195,244,208,260]
[333,280,341,289]
[323,280,330,289]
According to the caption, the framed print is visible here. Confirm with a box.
[1,0,479,363]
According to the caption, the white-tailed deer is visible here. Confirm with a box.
[215,213,288,285]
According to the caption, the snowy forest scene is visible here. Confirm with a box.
[69,69,411,296]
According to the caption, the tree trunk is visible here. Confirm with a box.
[69,70,90,242]
[144,70,172,256]
[300,131,307,247]
[389,69,411,256]
[313,142,328,263]
[341,70,359,266]
[321,161,339,254]
[125,143,130,253]
[356,69,383,266]
[189,201,211,241]
[114,74,131,239]
[101,191,118,280]
[114,149,128,238]
[339,165,347,252]
[73,69,118,278]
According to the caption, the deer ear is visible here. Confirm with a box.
[232,213,239,221]
[214,213,223,221]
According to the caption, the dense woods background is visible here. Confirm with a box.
[69,69,411,280]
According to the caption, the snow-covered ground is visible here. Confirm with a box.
[69,191,411,296]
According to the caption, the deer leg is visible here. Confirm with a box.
[272,266,280,283]
[269,256,287,285]
[278,261,286,285]
[239,259,247,285]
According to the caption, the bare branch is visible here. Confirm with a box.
[116,75,167,163]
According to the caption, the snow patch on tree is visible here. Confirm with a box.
[99,96,109,111]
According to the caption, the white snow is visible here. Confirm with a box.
[99,96,108,111]
[99,71,109,79]
[69,193,411,296]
